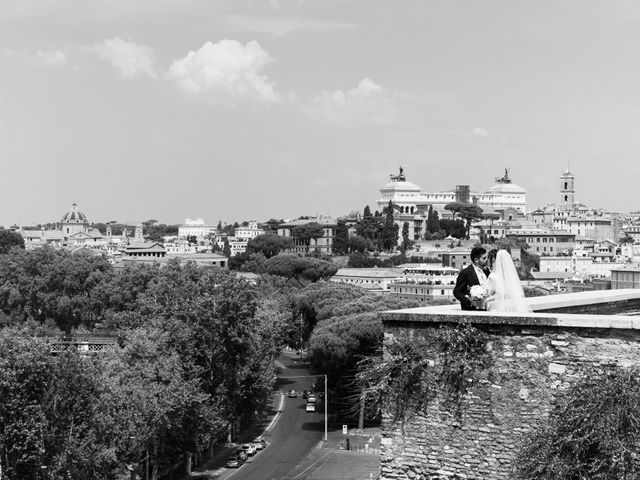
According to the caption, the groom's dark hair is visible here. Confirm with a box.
[470,246,486,262]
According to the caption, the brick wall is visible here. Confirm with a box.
[379,318,640,479]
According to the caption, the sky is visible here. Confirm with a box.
[2,0,640,226]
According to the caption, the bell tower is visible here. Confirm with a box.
[560,166,575,209]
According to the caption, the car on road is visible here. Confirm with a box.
[302,390,308,399]
[307,394,317,404]
[236,449,248,461]
[287,389,297,398]
[253,438,267,450]
[306,403,316,412]
[226,455,244,468]
[242,443,257,456]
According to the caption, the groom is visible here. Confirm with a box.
[453,246,490,310]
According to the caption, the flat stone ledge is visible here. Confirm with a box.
[382,289,640,330]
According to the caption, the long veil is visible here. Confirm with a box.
[490,250,530,313]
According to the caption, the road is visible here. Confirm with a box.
[222,351,326,480]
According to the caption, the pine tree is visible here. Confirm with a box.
[223,238,231,257]
[381,201,399,251]
[426,206,440,234]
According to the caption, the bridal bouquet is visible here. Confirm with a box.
[468,285,490,310]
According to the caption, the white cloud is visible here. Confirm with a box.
[307,78,397,125]
[90,38,157,79]
[167,40,278,102]
[472,127,489,137]
[36,50,67,66]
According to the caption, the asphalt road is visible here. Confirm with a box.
[224,351,326,480]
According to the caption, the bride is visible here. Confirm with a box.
[486,250,530,313]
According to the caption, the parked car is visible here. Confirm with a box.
[253,438,267,451]
[226,455,243,468]
[306,403,316,412]
[302,390,308,399]
[307,394,317,404]
[242,443,257,456]
[236,449,248,461]
[287,389,297,398]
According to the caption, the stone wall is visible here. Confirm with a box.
[379,312,640,480]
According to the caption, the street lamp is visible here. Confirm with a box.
[324,374,328,442]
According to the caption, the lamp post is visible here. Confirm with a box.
[324,374,328,442]
[299,313,303,360]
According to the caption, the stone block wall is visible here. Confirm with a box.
[379,317,640,480]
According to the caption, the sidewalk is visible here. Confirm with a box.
[322,425,381,456]
[177,392,284,479]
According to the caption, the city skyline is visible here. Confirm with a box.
[2,1,639,226]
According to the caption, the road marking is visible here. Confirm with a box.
[291,451,332,480]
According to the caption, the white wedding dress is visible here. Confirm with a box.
[487,250,530,313]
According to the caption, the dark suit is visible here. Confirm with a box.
[453,264,491,310]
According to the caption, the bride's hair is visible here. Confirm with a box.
[487,249,498,268]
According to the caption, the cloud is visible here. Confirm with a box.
[36,50,67,66]
[472,127,489,137]
[167,40,278,102]
[306,78,397,126]
[90,38,157,79]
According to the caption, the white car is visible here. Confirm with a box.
[306,403,316,412]
[241,443,257,456]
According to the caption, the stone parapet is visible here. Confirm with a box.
[379,289,640,479]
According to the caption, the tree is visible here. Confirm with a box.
[347,253,383,268]
[355,216,382,249]
[426,206,440,234]
[444,202,466,220]
[332,220,349,255]
[264,256,337,284]
[0,229,24,254]
[381,201,399,251]
[363,205,372,218]
[246,234,292,258]
[292,223,325,253]
[439,219,466,239]
[228,252,268,273]
[0,327,53,479]
[262,219,283,234]
[515,367,640,480]
[348,235,374,253]
[222,238,231,257]
[401,222,413,252]
[457,205,484,239]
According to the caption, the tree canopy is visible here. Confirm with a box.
[246,233,292,258]
[0,229,24,254]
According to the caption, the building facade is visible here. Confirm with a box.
[277,217,337,255]
[376,168,528,219]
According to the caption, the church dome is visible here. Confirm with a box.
[61,202,89,224]
[487,182,527,194]
[380,179,421,193]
